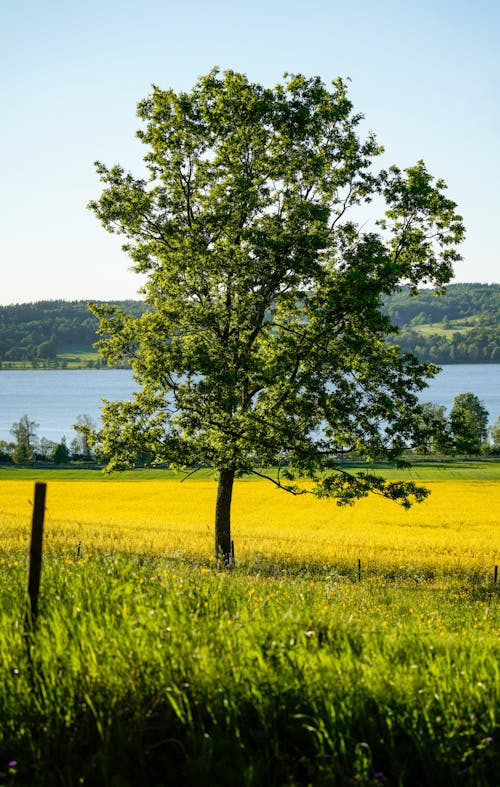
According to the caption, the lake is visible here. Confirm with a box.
[0,365,499,443]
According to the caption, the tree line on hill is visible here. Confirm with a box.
[383,283,499,363]
[1,393,499,465]
[390,325,499,364]
[383,282,498,325]
[0,283,498,367]
[0,300,145,367]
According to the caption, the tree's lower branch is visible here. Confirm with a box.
[250,468,308,495]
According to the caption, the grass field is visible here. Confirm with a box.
[411,318,478,338]
[0,347,101,369]
[57,347,101,367]
[0,466,498,785]
[2,459,500,481]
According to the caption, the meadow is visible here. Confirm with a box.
[0,466,498,785]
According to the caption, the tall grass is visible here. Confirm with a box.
[0,549,498,785]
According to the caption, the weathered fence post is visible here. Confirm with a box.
[24,482,47,630]
[494,565,498,585]
[358,558,361,582]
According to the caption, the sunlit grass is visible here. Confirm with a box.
[0,473,498,785]
[0,550,498,785]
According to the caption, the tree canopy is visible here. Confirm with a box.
[88,69,464,562]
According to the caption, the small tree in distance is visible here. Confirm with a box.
[415,402,453,455]
[11,415,38,464]
[489,417,500,454]
[450,392,489,455]
[88,69,464,563]
[74,414,97,460]
[52,437,70,464]
[0,440,15,461]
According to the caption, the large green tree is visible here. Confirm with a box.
[88,70,464,563]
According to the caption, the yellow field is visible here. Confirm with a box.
[0,478,498,573]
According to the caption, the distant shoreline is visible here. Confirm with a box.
[1,285,498,365]
[2,361,500,371]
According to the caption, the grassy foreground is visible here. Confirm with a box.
[0,470,498,785]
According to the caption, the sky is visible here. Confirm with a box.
[1,0,499,305]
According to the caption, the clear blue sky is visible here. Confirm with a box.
[1,0,498,305]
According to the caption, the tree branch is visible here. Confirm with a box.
[250,468,308,495]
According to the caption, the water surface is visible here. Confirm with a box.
[0,365,498,443]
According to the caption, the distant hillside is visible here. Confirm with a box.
[383,282,498,326]
[0,300,145,368]
[0,283,498,367]
[383,283,499,363]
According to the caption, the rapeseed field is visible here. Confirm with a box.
[0,477,498,575]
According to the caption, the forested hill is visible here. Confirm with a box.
[0,283,498,367]
[383,283,499,364]
[383,283,498,326]
[0,300,145,368]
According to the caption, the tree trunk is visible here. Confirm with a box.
[215,468,235,565]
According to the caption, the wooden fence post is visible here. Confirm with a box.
[24,482,47,630]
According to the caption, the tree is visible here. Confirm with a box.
[0,440,15,461]
[88,69,464,563]
[73,414,97,459]
[11,414,38,464]
[52,437,70,464]
[450,392,489,455]
[38,437,57,460]
[415,402,452,455]
[37,337,57,359]
[70,437,81,459]
[489,417,500,454]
